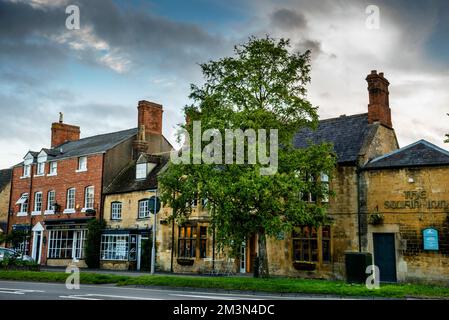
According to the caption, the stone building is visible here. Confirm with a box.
[361,140,449,283]
[100,102,172,271]
[0,169,12,235]
[155,70,402,278]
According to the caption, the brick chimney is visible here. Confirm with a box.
[366,70,392,128]
[51,113,80,148]
[137,100,163,135]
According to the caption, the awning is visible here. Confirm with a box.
[15,194,28,205]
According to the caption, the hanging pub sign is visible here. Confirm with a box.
[423,228,439,251]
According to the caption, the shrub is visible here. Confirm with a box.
[84,219,106,268]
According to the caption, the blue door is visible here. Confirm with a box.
[373,233,397,283]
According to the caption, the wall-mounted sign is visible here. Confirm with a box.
[423,228,439,251]
[383,190,449,210]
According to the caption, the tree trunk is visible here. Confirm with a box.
[257,231,270,278]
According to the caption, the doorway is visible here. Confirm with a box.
[137,236,151,271]
[31,222,44,264]
[373,233,397,282]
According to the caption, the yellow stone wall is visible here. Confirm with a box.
[363,166,449,282]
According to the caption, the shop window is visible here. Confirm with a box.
[100,234,129,261]
[292,226,318,262]
[48,230,86,259]
[178,225,197,258]
[199,226,208,258]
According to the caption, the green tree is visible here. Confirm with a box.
[84,219,106,268]
[159,36,336,277]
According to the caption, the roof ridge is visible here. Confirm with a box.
[56,127,137,149]
[318,112,368,123]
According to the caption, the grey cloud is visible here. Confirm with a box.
[270,8,307,30]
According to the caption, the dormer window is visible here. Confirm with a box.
[136,163,147,180]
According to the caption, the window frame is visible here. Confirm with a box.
[138,199,150,219]
[66,188,76,210]
[100,234,130,261]
[17,193,29,214]
[84,186,95,210]
[49,161,57,175]
[77,156,87,172]
[47,190,56,211]
[36,162,45,175]
[47,229,86,259]
[178,225,197,258]
[136,163,147,180]
[33,191,43,214]
[23,164,31,178]
[111,202,122,220]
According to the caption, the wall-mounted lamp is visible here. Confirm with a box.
[408,177,415,183]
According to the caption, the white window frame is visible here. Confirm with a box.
[32,192,43,215]
[83,186,94,211]
[36,162,45,176]
[136,163,147,179]
[47,229,86,259]
[17,193,29,216]
[100,234,129,261]
[65,188,76,213]
[22,164,31,178]
[45,190,56,214]
[138,199,150,219]
[111,202,122,220]
[48,161,57,176]
[321,173,330,203]
[77,156,87,172]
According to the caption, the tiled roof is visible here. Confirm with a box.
[0,168,12,192]
[18,128,138,165]
[294,113,375,163]
[104,155,168,194]
[364,140,449,169]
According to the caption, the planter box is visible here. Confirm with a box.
[177,258,195,266]
[293,261,317,271]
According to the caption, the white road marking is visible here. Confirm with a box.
[0,290,25,295]
[59,295,102,300]
[0,288,45,293]
[60,293,162,300]
[169,293,262,300]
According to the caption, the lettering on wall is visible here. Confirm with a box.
[383,190,449,210]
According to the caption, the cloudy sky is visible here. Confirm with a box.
[1,0,448,168]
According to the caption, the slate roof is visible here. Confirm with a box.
[294,113,375,163]
[0,168,12,192]
[105,155,168,194]
[18,128,138,165]
[364,140,449,169]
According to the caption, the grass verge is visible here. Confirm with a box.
[0,270,448,299]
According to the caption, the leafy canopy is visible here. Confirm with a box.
[160,36,336,258]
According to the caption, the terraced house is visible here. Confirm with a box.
[7,100,171,267]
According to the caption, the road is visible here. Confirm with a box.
[0,280,360,300]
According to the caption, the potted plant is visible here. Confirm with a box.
[368,212,384,225]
